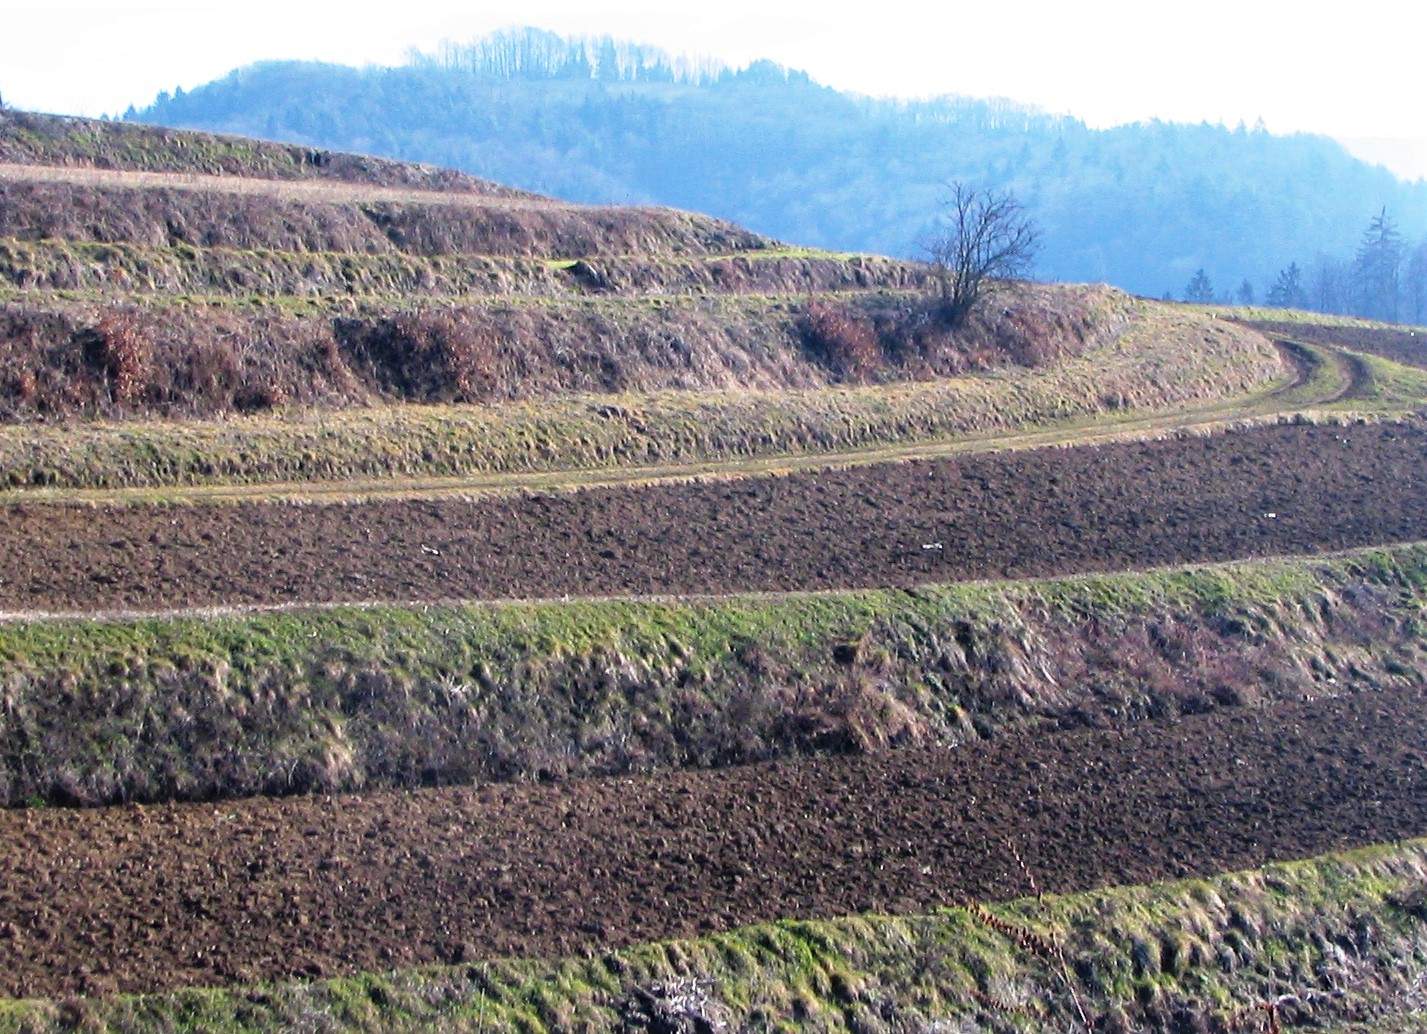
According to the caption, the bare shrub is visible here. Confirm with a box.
[233,383,287,413]
[334,311,498,402]
[175,335,240,401]
[88,306,151,406]
[800,300,883,381]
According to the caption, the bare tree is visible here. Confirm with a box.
[924,182,1041,324]
[1309,254,1349,315]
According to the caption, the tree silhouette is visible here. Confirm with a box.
[1266,262,1308,309]
[1352,209,1404,322]
[924,183,1040,325]
[1183,268,1215,304]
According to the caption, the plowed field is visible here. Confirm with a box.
[2,683,1424,998]
[2,421,1424,615]
[6,417,1427,1008]
[7,112,1427,1024]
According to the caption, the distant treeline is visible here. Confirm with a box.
[128,28,1427,316]
[1181,209,1426,325]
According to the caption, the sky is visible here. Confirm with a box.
[4,0,1425,181]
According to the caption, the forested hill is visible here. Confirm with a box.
[128,29,1426,305]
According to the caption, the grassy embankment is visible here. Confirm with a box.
[3,541,1424,806]
[0,239,907,296]
[1226,305,1423,331]
[2,838,1423,1032]
[0,110,534,191]
[0,300,1288,495]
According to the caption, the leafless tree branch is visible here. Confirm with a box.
[924,182,1041,324]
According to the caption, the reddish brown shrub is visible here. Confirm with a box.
[89,307,151,406]
[799,300,883,381]
[334,311,498,403]
[233,384,286,413]
[178,337,240,399]
[7,369,36,403]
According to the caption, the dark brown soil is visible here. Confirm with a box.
[1,684,1423,998]
[1,421,1424,614]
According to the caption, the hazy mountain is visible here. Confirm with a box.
[128,28,1427,305]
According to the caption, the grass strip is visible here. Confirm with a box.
[2,542,1424,806]
[0,305,1283,496]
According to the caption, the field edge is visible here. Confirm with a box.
[4,836,1423,1033]
[3,539,1424,807]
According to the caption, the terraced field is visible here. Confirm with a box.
[0,420,1424,616]
[5,685,1427,1000]
[3,112,1427,1033]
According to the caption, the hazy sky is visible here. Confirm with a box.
[4,0,1425,180]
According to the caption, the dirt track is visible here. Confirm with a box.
[1,683,1424,998]
[1,421,1424,615]
[1242,320,1427,372]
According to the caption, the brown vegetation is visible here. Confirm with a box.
[0,177,769,259]
[0,285,1134,421]
[0,114,1162,430]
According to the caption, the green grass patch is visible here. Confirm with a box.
[1224,305,1425,333]
[1345,351,1427,408]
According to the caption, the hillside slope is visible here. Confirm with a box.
[0,112,1283,464]
[2,106,1427,1034]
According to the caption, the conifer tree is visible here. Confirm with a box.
[1266,262,1308,309]
[1352,209,1404,322]
[1183,268,1215,304]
